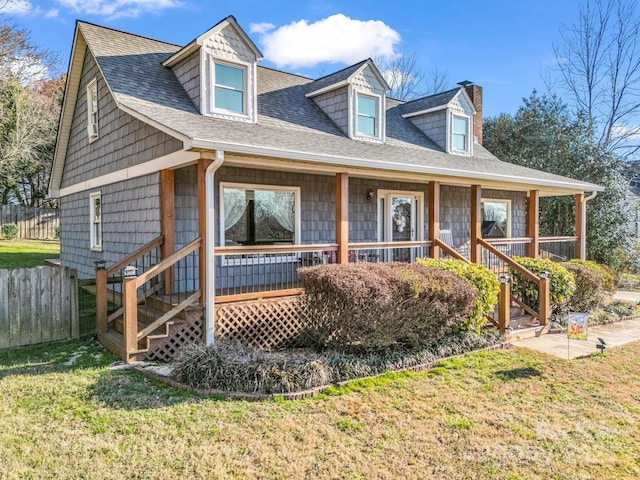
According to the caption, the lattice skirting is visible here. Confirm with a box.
[145,307,204,362]
[214,296,307,349]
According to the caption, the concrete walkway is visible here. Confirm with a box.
[511,291,640,359]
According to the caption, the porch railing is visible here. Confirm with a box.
[96,235,164,334]
[348,240,431,264]
[539,236,577,262]
[214,244,339,303]
[122,237,202,361]
[481,237,532,275]
[478,238,550,330]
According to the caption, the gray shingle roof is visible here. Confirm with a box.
[400,88,459,116]
[76,21,603,193]
[305,59,368,95]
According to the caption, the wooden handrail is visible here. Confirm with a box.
[538,236,578,243]
[433,239,470,263]
[478,238,540,283]
[106,235,164,275]
[214,243,339,256]
[349,240,432,249]
[137,291,201,340]
[484,237,533,245]
[134,237,201,287]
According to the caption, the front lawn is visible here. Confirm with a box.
[0,239,60,269]
[1,339,639,479]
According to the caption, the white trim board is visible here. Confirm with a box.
[53,150,200,198]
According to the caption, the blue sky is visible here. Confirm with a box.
[2,0,589,117]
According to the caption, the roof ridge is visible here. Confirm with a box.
[77,20,181,48]
[401,87,460,106]
[310,58,370,83]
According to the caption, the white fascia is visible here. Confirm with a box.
[185,138,604,193]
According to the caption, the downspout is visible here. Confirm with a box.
[205,150,224,346]
[580,191,597,260]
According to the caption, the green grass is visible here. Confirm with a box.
[0,239,60,269]
[1,339,640,479]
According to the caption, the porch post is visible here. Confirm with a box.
[470,185,482,264]
[428,181,440,259]
[336,172,349,264]
[160,169,175,294]
[575,193,585,260]
[198,158,213,306]
[526,190,539,259]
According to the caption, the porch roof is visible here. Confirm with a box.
[56,21,603,197]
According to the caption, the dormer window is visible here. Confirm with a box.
[357,94,378,136]
[452,115,469,152]
[214,62,245,114]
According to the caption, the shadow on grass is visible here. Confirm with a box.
[0,253,59,269]
[494,367,542,381]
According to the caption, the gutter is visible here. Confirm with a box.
[204,150,225,345]
[580,191,598,260]
[187,138,604,193]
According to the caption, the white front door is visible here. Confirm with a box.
[378,190,423,262]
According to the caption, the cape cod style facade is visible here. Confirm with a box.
[49,17,603,362]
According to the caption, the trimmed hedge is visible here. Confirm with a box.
[416,257,499,332]
[567,259,616,293]
[510,257,575,311]
[561,262,606,312]
[297,262,477,352]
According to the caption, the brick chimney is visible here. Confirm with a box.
[464,84,483,145]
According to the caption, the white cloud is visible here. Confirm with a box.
[249,22,274,35]
[0,0,32,14]
[254,14,400,69]
[54,0,182,19]
[44,7,58,17]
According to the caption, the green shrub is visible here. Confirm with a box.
[1,223,18,240]
[298,262,477,352]
[567,259,616,293]
[416,257,499,332]
[510,257,575,311]
[561,262,605,312]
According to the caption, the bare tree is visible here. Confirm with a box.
[554,0,640,156]
[376,53,450,101]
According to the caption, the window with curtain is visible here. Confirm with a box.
[222,185,297,245]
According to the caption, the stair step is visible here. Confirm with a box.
[113,317,174,337]
[505,324,550,342]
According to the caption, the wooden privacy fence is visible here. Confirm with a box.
[0,266,78,349]
[0,205,59,240]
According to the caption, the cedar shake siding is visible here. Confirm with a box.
[171,50,201,111]
[440,186,527,248]
[312,87,350,136]
[60,173,161,278]
[60,50,182,189]
[409,111,447,150]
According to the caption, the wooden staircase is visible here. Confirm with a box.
[501,305,550,342]
[96,236,204,363]
[98,294,196,362]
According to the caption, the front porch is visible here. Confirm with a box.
[95,161,587,363]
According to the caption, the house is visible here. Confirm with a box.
[49,17,603,362]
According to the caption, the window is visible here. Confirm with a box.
[86,79,98,140]
[90,192,102,251]
[221,184,300,246]
[481,199,511,238]
[452,115,468,151]
[213,62,245,114]
[356,94,378,136]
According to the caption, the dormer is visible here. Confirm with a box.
[163,16,262,123]
[305,59,389,143]
[401,86,477,156]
